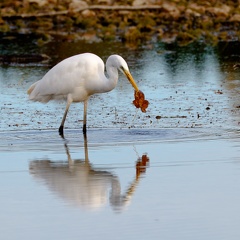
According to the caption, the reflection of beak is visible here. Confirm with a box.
[123,69,139,91]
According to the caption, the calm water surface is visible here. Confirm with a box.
[0,130,240,240]
[0,37,240,239]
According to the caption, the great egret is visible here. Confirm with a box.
[27,53,140,135]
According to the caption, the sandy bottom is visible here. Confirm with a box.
[1,128,240,240]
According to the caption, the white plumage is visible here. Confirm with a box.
[28,53,139,136]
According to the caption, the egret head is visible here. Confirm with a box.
[107,55,139,91]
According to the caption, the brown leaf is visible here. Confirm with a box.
[133,90,149,112]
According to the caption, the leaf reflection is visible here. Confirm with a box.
[29,135,149,212]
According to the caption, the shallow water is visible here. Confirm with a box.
[0,37,240,239]
[1,129,240,240]
[0,40,240,131]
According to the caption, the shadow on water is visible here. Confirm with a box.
[29,134,149,212]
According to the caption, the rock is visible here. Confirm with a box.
[229,14,240,22]
[206,5,231,18]
[97,0,114,5]
[162,2,180,20]
[28,0,49,7]
[149,0,162,4]
[188,3,205,14]
[81,32,99,42]
[132,0,142,6]
[69,0,88,11]
[1,7,16,15]
[185,8,201,18]
[81,9,96,18]
[132,0,149,6]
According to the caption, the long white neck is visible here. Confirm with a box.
[105,64,119,92]
[94,57,119,94]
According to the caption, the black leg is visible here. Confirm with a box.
[59,125,64,137]
[83,100,88,135]
[83,124,87,135]
[59,97,72,138]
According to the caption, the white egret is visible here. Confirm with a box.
[27,53,139,135]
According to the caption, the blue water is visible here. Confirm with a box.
[0,129,240,240]
[0,37,240,239]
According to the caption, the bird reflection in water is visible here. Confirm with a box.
[29,135,149,212]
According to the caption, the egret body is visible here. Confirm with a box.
[27,53,139,135]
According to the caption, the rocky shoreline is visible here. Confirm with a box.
[1,0,240,45]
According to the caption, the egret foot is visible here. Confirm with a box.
[59,125,64,136]
[83,124,87,135]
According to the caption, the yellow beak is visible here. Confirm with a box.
[123,69,139,91]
